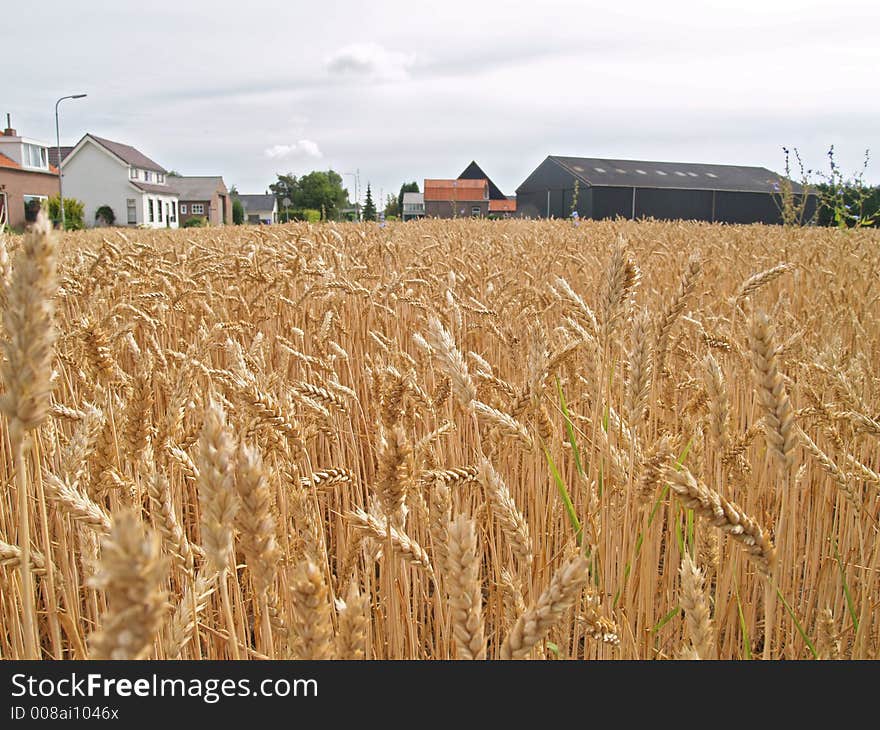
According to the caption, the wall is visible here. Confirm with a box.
[62,141,135,227]
[0,168,59,228]
[424,200,489,218]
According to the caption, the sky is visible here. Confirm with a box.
[4,0,878,205]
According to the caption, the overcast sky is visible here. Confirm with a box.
[5,0,878,204]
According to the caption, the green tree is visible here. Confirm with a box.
[269,173,298,210]
[270,171,349,220]
[384,194,399,218]
[232,197,244,225]
[167,170,182,177]
[397,181,419,214]
[362,183,376,221]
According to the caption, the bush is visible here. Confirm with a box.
[182,216,208,228]
[47,195,85,230]
[232,198,244,225]
[95,205,115,226]
[281,208,321,223]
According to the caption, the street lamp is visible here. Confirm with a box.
[55,93,87,230]
[282,196,291,222]
[344,171,360,221]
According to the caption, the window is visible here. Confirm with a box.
[180,204,187,214]
[130,168,139,179]
[191,203,205,214]
[674,171,687,176]
[706,172,718,178]
[23,194,47,222]
[687,172,699,177]
[157,173,165,184]
[157,198,163,221]
[170,201,176,222]
[471,206,481,217]
[635,169,647,175]
[594,167,606,173]
[144,171,153,182]
[656,170,667,175]
[23,144,49,169]
[615,168,627,174]
[127,198,137,224]
[148,198,154,222]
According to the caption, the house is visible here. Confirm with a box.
[423,179,489,218]
[516,155,818,224]
[61,133,179,228]
[401,192,425,221]
[172,176,231,225]
[458,160,516,218]
[237,194,278,224]
[0,115,60,229]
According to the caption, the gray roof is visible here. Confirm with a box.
[402,192,424,204]
[237,194,276,211]
[171,176,227,200]
[88,134,168,173]
[130,180,178,195]
[48,146,73,168]
[548,155,804,194]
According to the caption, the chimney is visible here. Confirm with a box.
[3,114,16,137]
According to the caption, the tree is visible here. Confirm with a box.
[398,181,419,214]
[232,198,244,225]
[269,170,349,220]
[384,194,399,218]
[167,170,182,178]
[362,183,376,221]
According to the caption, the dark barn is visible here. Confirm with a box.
[515,155,817,224]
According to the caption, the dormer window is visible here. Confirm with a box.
[23,143,48,170]
[144,171,153,182]
[130,168,139,179]
[157,173,165,184]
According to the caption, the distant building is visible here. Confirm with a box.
[457,161,515,217]
[0,115,60,229]
[516,155,816,224]
[237,194,278,224]
[61,133,179,228]
[173,176,231,225]
[424,179,489,218]
[401,192,424,221]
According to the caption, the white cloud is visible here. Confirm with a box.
[264,140,322,160]
[325,42,415,82]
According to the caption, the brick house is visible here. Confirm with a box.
[0,116,60,229]
[172,176,231,225]
[423,178,489,218]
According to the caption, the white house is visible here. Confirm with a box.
[236,194,278,224]
[60,134,179,228]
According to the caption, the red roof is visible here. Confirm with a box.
[0,152,58,174]
[489,199,516,212]
[424,178,488,201]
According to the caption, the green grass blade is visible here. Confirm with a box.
[732,572,752,660]
[776,587,818,659]
[542,444,583,546]
[651,604,680,634]
[555,377,584,479]
[832,540,859,632]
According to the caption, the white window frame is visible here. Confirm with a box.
[157,173,165,184]
[180,203,187,214]
[471,206,481,217]
[157,198,163,221]
[130,168,139,179]
[144,171,153,182]
[126,198,137,224]
[23,144,49,170]
[148,198,154,222]
[191,203,205,215]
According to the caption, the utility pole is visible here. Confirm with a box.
[54,94,87,230]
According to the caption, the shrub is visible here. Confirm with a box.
[95,205,116,226]
[232,198,244,225]
[182,216,207,228]
[47,195,85,230]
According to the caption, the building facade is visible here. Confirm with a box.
[173,176,231,225]
[424,179,489,218]
[237,194,278,224]
[516,155,817,224]
[61,134,179,228]
[401,191,425,221]
[0,117,60,229]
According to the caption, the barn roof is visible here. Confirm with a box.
[458,161,507,200]
[547,155,806,194]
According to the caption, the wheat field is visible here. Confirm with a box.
[1,214,878,660]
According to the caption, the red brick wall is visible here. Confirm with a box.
[425,200,489,218]
[0,168,59,228]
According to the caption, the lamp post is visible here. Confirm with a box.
[55,93,87,230]
[344,171,360,221]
